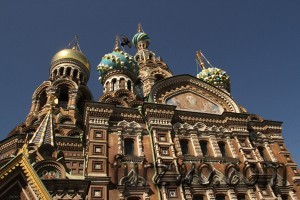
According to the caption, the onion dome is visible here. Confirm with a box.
[97,39,137,83]
[132,23,150,49]
[197,67,230,92]
[51,46,90,70]
[132,32,150,47]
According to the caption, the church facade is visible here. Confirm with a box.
[0,25,299,200]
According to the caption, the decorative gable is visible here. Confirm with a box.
[149,75,240,114]
[0,153,51,200]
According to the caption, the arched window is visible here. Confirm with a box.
[73,69,78,79]
[218,142,227,157]
[66,67,71,76]
[59,67,64,76]
[124,139,134,156]
[38,90,47,110]
[58,86,69,109]
[53,69,58,76]
[119,78,125,89]
[105,81,110,92]
[79,73,83,82]
[112,79,117,91]
[127,80,131,91]
[200,140,209,156]
[180,140,189,155]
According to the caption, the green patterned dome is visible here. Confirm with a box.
[97,50,137,82]
[197,67,230,86]
[132,32,150,47]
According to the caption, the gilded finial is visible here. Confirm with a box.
[68,34,81,51]
[196,51,206,70]
[137,23,142,33]
[114,35,120,51]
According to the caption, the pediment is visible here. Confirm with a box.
[149,75,240,113]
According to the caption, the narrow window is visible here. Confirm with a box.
[59,67,64,76]
[66,67,71,76]
[218,142,227,157]
[73,69,78,78]
[38,90,47,110]
[124,139,134,155]
[200,140,208,156]
[180,140,189,155]
[112,79,117,91]
[119,78,125,89]
[127,80,131,91]
[58,86,69,109]
[258,146,265,160]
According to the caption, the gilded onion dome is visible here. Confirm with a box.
[97,44,137,83]
[51,46,90,70]
[197,67,230,92]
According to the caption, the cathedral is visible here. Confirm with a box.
[0,24,299,200]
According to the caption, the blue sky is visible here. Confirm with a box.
[0,1,299,164]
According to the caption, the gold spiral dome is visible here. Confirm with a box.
[51,47,90,70]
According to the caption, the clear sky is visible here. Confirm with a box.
[0,1,299,164]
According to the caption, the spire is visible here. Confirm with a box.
[137,23,143,33]
[28,95,57,148]
[196,51,206,70]
[68,34,81,51]
[114,35,120,51]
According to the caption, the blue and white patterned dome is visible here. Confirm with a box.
[97,50,137,82]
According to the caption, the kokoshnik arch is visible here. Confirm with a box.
[0,24,299,200]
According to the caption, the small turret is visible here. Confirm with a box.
[132,24,173,98]
[97,36,140,107]
[196,51,230,93]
